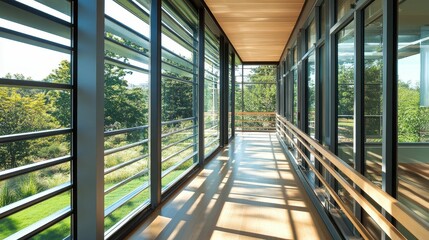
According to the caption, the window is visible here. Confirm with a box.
[307,20,316,51]
[336,0,354,21]
[161,0,199,191]
[0,1,74,238]
[103,0,151,233]
[397,0,429,236]
[336,19,355,210]
[236,65,276,131]
[204,26,220,156]
[307,53,316,138]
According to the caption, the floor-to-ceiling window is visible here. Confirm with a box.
[204,26,220,156]
[236,65,276,132]
[160,0,199,191]
[103,0,151,234]
[0,1,74,238]
[397,0,429,237]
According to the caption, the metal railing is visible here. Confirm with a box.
[235,112,276,132]
[276,114,429,240]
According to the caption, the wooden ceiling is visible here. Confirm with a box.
[204,0,304,62]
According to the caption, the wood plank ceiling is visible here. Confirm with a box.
[204,0,305,62]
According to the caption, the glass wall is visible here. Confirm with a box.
[160,0,199,191]
[0,1,74,238]
[204,26,220,156]
[236,65,277,131]
[307,53,316,138]
[228,52,233,138]
[397,0,429,236]
[103,0,151,233]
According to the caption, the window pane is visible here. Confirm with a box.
[0,1,74,238]
[337,20,355,210]
[161,0,198,191]
[104,0,151,233]
[397,0,429,238]
[307,20,316,51]
[336,0,354,21]
[363,0,383,237]
[204,27,220,156]
[307,53,316,138]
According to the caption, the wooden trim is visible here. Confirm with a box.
[276,114,429,240]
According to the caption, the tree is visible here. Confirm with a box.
[0,74,59,169]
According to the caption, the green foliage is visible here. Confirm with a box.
[0,74,60,169]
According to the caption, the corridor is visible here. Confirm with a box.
[127,132,330,240]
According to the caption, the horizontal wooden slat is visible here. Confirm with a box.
[204,0,304,62]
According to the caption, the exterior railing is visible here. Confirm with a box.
[276,114,429,240]
[235,112,276,132]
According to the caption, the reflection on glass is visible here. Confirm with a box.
[307,20,316,51]
[228,53,233,138]
[307,53,316,138]
[293,68,298,126]
[363,0,383,237]
[397,0,429,238]
[160,0,198,192]
[320,2,326,39]
[337,20,355,210]
[104,0,151,233]
[336,0,354,21]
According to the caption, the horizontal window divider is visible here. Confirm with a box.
[105,56,149,74]
[161,1,197,33]
[105,15,150,43]
[204,40,219,54]
[104,125,149,137]
[104,168,149,195]
[0,128,72,144]
[104,139,149,156]
[0,78,73,89]
[161,134,197,151]
[204,78,219,84]
[204,51,220,63]
[204,138,220,149]
[0,27,71,54]
[204,124,219,132]
[161,6,195,38]
[204,69,219,79]
[0,182,72,219]
[204,132,219,140]
[161,74,196,85]
[161,25,197,52]
[0,155,72,181]
[1,0,71,28]
[161,60,195,76]
[162,143,196,163]
[161,151,197,178]
[161,117,196,126]
[113,0,150,23]
[104,154,149,175]
[104,182,149,217]
[161,125,197,138]
[161,15,195,44]
[162,46,194,67]
[4,207,71,240]
[105,37,150,65]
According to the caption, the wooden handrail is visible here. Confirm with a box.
[235,112,276,116]
[276,114,429,240]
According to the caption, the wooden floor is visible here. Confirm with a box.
[127,132,331,240]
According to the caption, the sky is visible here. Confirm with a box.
[0,0,192,87]
[0,0,422,88]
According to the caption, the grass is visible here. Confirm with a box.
[1,126,199,238]
[0,192,70,239]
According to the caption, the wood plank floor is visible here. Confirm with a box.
[127,132,331,240]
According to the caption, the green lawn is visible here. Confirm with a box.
[0,168,191,239]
